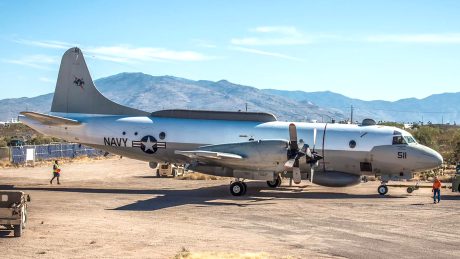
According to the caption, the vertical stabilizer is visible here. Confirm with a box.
[51,47,149,116]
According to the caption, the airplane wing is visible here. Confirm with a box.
[20,111,81,126]
[175,140,288,169]
[174,150,243,160]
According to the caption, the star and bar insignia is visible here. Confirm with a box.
[132,135,166,154]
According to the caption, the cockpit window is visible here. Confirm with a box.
[392,136,407,145]
[404,136,417,144]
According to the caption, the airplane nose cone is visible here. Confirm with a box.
[417,145,443,169]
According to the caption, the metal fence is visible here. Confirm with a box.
[10,143,104,164]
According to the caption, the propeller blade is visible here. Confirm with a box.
[288,123,298,150]
[284,159,295,168]
[312,127,317,150]
[293,166,301,184]
[310,167,314,183]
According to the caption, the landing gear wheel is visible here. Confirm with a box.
[267,175,282,188]
[407,187,414,194]
[378,185,388,195]
[230,182,246,196]
[13,224,22,237]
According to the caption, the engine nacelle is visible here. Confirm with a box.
[313,171,361,187]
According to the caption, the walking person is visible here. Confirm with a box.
[50,160,61,185]
[432,176,441,204]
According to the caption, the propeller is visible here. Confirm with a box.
[284,123,323,184]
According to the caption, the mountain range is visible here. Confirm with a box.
[1,72,458,124]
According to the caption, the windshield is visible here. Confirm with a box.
[392,130,417,145]
[392,135,406,145]
[404,136,417,144]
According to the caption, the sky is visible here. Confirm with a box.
[0,0,460,101]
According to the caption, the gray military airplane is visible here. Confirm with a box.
[20,47,443,196]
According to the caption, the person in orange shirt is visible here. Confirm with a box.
[432,176,441,204]
[50,160,61,185]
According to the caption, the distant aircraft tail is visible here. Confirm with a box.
[51,47,149,116]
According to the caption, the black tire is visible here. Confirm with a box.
[13,224,22,237]
[267,175,282,188]
[377,185,388,195]
[407,187,414,194]
[156,169,160,177]
[242,182,248,195]
[230,182,246,196]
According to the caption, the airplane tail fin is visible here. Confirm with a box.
[51,47,149,116]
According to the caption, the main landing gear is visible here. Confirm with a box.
[230,179,247,196]
[266,175,282,188]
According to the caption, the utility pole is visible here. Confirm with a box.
[245,102,248,112]
[350,105,354,124]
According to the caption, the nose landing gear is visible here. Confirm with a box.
[378,182,388,195]
[230,179,247,196]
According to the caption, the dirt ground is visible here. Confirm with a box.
[0,158,459,259]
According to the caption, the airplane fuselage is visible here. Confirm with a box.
[19,47,444,195]
[22,113,443,180]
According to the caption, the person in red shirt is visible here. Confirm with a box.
[432,176,441,204]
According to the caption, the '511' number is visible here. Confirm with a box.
[397,152,407,159]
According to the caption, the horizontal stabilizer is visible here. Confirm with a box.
[175,150,243,160]
[20,112,81,126]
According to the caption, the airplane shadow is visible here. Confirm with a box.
[0,231,13,238]
[1,183,405,212]
[439,195,460,201]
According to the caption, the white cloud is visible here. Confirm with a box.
[14,39,214,63]
[366,33,460,43]
[232,26,311,46]
[85,46,211,62]
[252,26,303,37]
[14,39,75,49]
[39,77,55,83]
[231,47,303,62]
[2,54,59,69]
[231,37,310,46]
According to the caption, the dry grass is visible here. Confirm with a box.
[176,172,226,181]
[0,160,12,168]
[2,155,117,169]
[173,248,274,259]
[366,176,377,181]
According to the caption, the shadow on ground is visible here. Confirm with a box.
[0,182,406,211]
[0,228,14,238]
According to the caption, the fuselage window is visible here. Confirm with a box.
[159,132,166,140]
[392,136,407,145]
[122,131,126,136]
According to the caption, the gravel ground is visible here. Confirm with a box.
[0,158,459,259]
